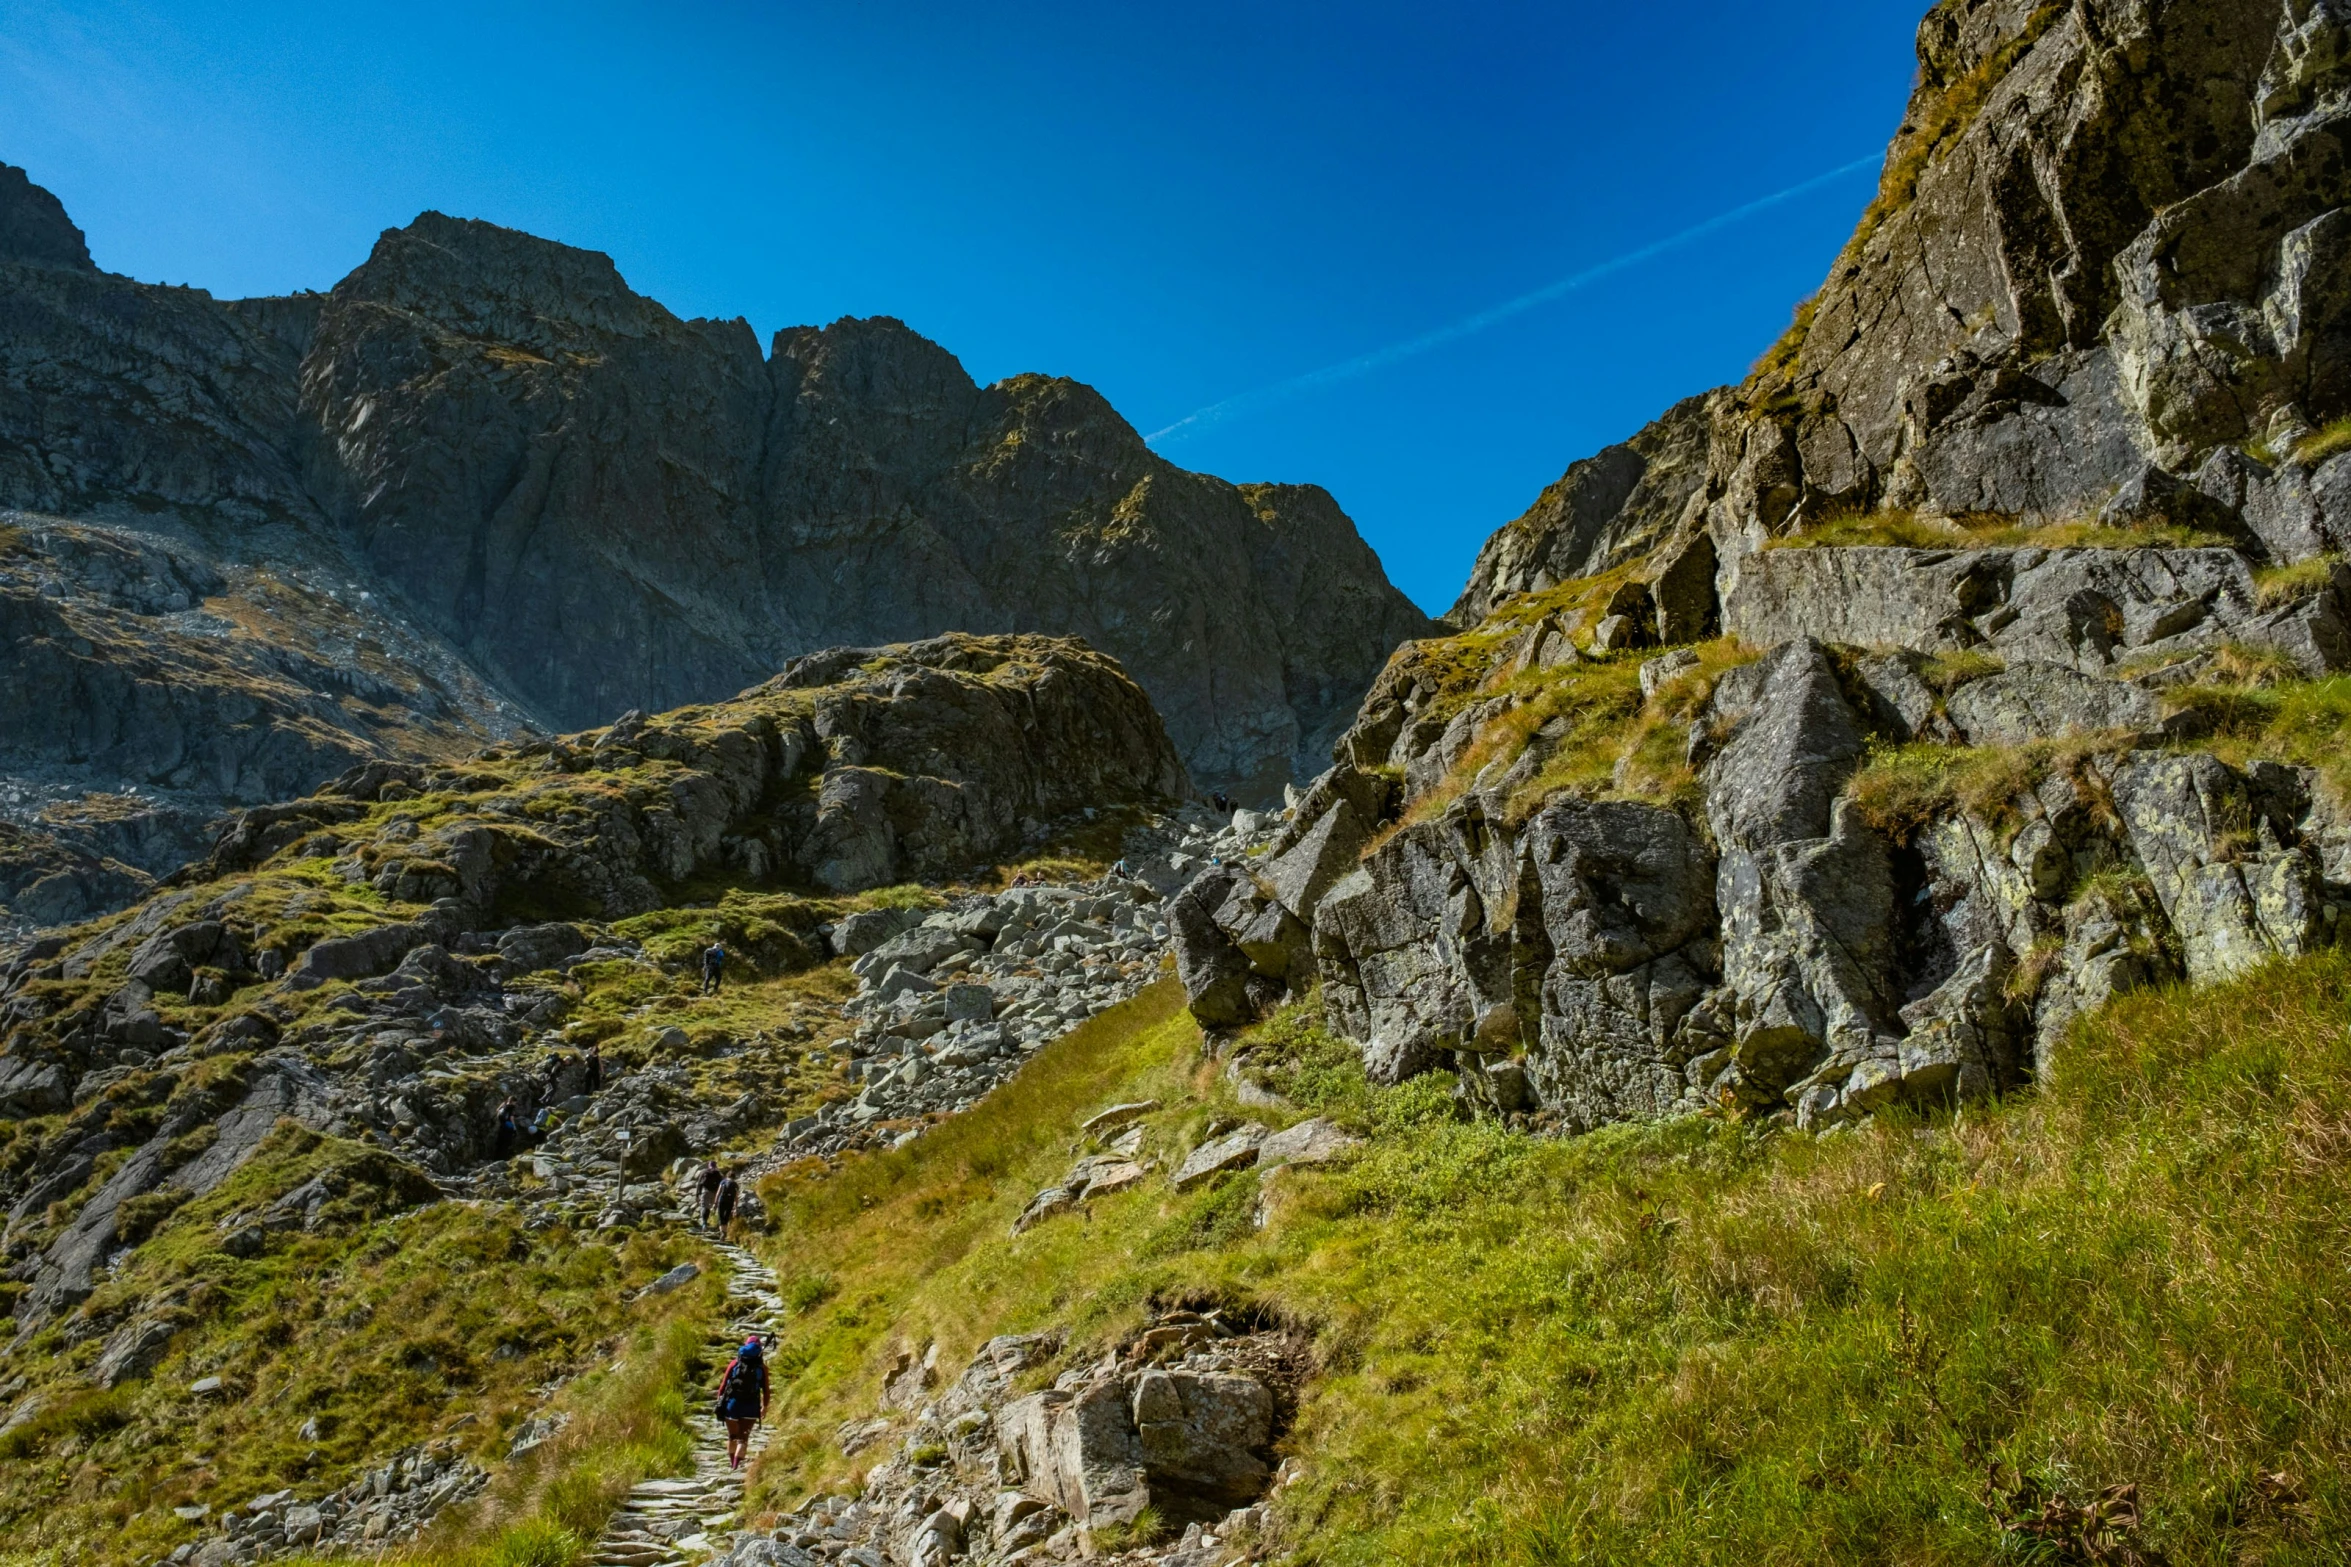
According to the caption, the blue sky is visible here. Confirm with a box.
[0,1,1923,613]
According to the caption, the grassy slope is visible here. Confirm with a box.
[742,962,2351,1564]
[0,1122,719,1567]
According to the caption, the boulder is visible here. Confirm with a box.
[1847,652,1948,742]
[1171,1124,1270,1190]
[857,924,973,980]
[832,907,923,957]
[1169,870,1255,1029]
[1253,1117,1359,1171]
[1649,527,1718,644]
[494,922,588,976]
[1260,796,1371,924]
[1129,1370,1273,1506]
[1637,648,1701,702]
[91,1316,179,1388]
[998,1381,1151,1528]
[942,983,996,1023]
[0,1053,71,1115]
[1080,1100,1160,1136]
[284,921,435,990]
[1944,662,2169,746]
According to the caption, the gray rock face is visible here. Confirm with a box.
[1448,393,1716,626]
[1297,624,2349,1131]
[1724,546,2351,677]
[1313,801,1519,1083]
[16,1052,341,1329]
[1711,0,2298,529]
[1444,1,2351,654]
[0,171,1432,828]
[2108,751,2327,983]
[1292,0,2351,1138]
[0,515,524,933]
[1519,799,1721,1124]
[1944,661,2168,745]
[1697,641,1908,1116]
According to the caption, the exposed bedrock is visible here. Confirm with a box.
[1723,545,2351,676]
[1178,628,2351,1133]
[1446,0,2351,650]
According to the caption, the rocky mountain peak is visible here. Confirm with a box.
[0,161,92,272]
[332,210,707,353]
[0,164,1433,930]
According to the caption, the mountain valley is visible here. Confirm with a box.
[8,0,2351,1562]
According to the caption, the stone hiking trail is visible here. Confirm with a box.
[586,1242,786,1567]
[129,802,1268,1567]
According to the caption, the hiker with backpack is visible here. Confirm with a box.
[715,1169,740,1239]
[493,1097,520,1159]
[712,1337,769,1470]
[583,1043,604,1093]
[695,1159,723,1228]
[701,942,727,995]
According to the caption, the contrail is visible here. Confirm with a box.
[1144,153,1882,447]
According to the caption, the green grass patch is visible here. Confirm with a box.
[1390,635,1758,833]
[1766,506,2236,552]
[739,943,2351,1564]
[2255,554,2344,609]
[2293,416,2351,468]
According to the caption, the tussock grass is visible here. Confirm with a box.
[1750,296,1818,382]
[1767,507,2236,553]
[2162,672,2351,799]
[2254,554,2344,608]
[741,947,2351,1564]
[1845,736,2129,843]
[1393,637,1757,832]
[2292,416,2351,468]
[412,1316,709,1567]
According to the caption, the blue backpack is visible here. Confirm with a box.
[716,1349,765,1416]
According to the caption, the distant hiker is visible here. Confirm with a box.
[493,1097,521,1158]
[713,1337,769,1471]
[716,1170,740,1239]
[540,1051,565,1098]
[583,1044,604,1093]
[1210,790,1231,814]
[701,942,727,995]
[696,1159,723,1227]
[529,1105,558,1139]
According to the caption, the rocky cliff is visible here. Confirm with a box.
[1170,0,2351,1138]
[1454,0,2351,627]
[0,174,1433,922]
